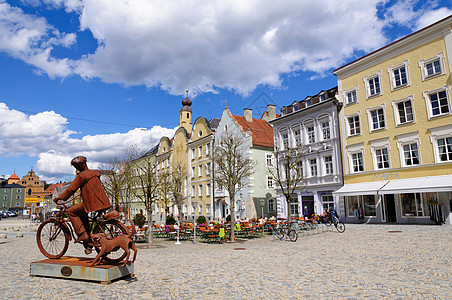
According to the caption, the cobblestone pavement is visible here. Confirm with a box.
[0,219,451,299]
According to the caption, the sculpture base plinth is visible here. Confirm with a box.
[30,256,134,284]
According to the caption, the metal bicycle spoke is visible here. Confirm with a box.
[36,219,69,259]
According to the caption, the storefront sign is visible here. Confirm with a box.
[25,198,43,203]
[372,171,399,181]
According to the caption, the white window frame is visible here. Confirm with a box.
[392,96,415,126]
[206,163,211,175]
[198,165,203,177]
[191,148,195,160]
[280,130,289,149]
[206,143,211,156]
[307,125,315,144]
[430,124,452,163]
[191,166,195,178]
[344,86,359,106]
[266,154,273,167]
[268,199,275,212]
[293,126,301,146]
[346,113,361,137]
[419,53,445,81]
[192,186,196,197]
[206,183,211,196]
[388,60,410,91]
[198,184,203,197]
[267,176,273,189]
[370,138,391,170]
[320,119,331,140]
[396,132,421,167]
[324,156,333,175]
[366,104,386,132]
[423,86,451,119]
[363,71,382,99]
[198,146,202,158]
[309,158,318,177]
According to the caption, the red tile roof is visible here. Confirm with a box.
[231,115,274,148]
[9,173,19,180]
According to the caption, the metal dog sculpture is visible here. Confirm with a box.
[90,222,138,267]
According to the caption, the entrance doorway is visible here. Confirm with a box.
[302,196,314,218]
[385,194,396,222]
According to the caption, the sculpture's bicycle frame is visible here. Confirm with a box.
[36,202,129,263]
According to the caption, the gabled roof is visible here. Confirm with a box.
[9,173,19,180]
[231,114,274,148]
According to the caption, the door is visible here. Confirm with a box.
[302,196,314,218]
[385,194,396,222]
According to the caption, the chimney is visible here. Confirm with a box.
[267,104,276,120]
[244,108,252,122]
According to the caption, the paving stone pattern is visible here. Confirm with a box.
[0,220,451,299]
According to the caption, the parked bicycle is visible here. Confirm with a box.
[36,202,130,263]
[323,210,345,233]
[275,222,298,242]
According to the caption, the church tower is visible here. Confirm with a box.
[179,89,192,134]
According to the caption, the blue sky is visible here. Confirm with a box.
[0,0,451,183]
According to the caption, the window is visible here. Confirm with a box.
[3,196,6,200]
[324,156,333,175]
[296,161,303,177]
[364,72,382,98]
[206,163,211,175]
[198,165,203,177]
[351,152,364,173]
[199,204,202,214]
[191,148,195,160]
[347,195,376,217]
[267,176,273,188]
[388,61,410,90]
[430,124,452,163]
[281,131,289,149]
[268,199,275,211]
[400,193,430,217]
[191,167,195,178]
[16,195,21,199]
[347,114,361,136]
[321,121,330,140]
[206,143,211,156]
[266,154,272,167]
[198,185,203,197]
[374,147,390,169]
[437,137,452,162]
[198,146,202,157]
[17,189,21,193]
[367,106,386,131]
[419,53,445,81]
[192,186,195,196]
[402,143,420,166]
[206,183,211,196]
[290,196,299,216]
[309,159,317,177]
[322,195,334,212]
[424,87,450,119]
[392,96,414,126]
[346,89,357,105]
[293,129,301,146]
[307,126,315,143]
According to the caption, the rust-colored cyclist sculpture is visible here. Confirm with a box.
[54,156,111,248]
[36,156,136,266]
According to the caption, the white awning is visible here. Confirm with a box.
[379,175,452,194]
[333,181,388,196]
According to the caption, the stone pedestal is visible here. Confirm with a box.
[30,256,134,284]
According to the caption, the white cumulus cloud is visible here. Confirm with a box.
[0,102,176,182]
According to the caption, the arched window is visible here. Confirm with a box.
[268,199,275,212]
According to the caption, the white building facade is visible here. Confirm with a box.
[270,87,345,219]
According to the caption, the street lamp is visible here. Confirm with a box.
[260,199,265,236]
[192,200,198,244]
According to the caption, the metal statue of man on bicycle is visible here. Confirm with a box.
[54,156,111,249]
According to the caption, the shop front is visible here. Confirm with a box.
[334,175,452,225]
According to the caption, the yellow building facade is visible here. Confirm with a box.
[334,16,452,225]
[155,93,219,222]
